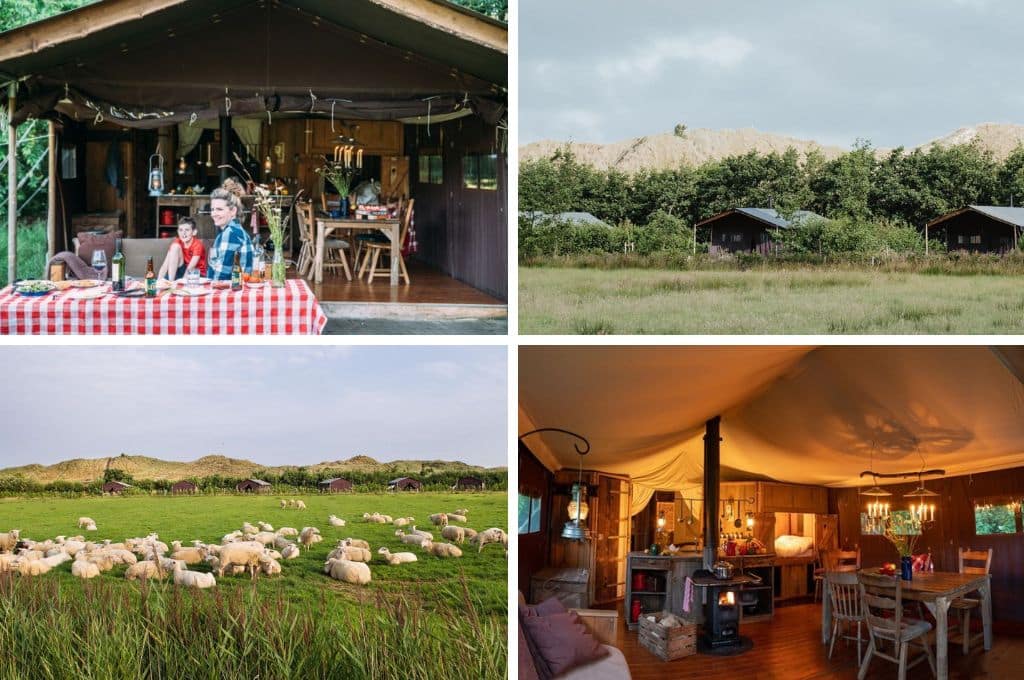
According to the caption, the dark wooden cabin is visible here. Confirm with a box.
[236,478,271,493]
[318,477,353,493]
[101,480,131,494]
[388,477,421,492]
[455,476,485,491]
[0,0,508,301]
[171,480,198,494]
[696,208,825,254]
[925,205,1024,254]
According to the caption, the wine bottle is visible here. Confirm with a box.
[111,238,125,292]
[145,256,157,297]
[231,251,242,291]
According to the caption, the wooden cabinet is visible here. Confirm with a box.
[309,119,402,156]
[745,482,827,514]
[625,553,672,630]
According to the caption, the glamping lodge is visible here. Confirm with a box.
[170,480,198,494]
[101,480,131,494]
[0,0,508,306]
[924,205,1024,254]
[455,475,485,491]
[235,478,271,493]
[317,477,353,493]
[388,476,421,492]
[519,346,1024,679]
[695,208,825,254]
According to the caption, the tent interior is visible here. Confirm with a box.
[519,346,1024,674]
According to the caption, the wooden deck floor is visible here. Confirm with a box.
[304,260,504,305]
[607,601,1024,679]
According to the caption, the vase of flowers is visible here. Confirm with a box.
[883,517,921,581]
[900,555,914,581]
[315,158,355,216]
[252,184,287,287]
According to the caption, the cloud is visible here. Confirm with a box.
[597,34,753,81]
[420,360,461,380]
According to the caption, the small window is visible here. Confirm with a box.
[732,233,743,243]
[463,154,499,191]
[60,146,77,180]
[418,155,442,184]
[518,493,542,534]
[974,499,1022,535]
[970,234,982,245]
[957,235,966,244]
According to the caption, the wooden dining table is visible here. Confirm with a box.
[821,570,992,680]
[313,216,401,286]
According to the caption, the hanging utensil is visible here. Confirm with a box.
[686,498,695,525]
[206,144,213,168]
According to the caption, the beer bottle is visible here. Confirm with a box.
[111,238,126,292]
[145,256,157,297]
[231,251,242,291]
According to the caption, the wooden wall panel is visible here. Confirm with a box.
[518,443,552,598]
[830,464,1024,622]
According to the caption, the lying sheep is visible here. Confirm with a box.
[429,513,448,527]
[441,526,466,544]
[328,515,346,527]
[277,527,298,537]
[342,538,370,550]
[422,540,463,558]
[328,545,371,563]
[242,522,258,535]
[281,544,300,560]
[170,542,206,565]
[258,522,274,532]
[452,508,469,516]
[20,560,52,576]
[323,557,371,585]
[363,512,387,524]
[77,517,95,529]
[447,513,468,524]
[84,523,97,532]
[377,547,418,565]
[471,528,508,553]
[252,532,278,546]
[71,559,100,579]
[0,529,19,553]
[0,553,18,571]
[125,560,165,581]
[40,552,71,568]
[273,535,293,551]
[259,556,282,576]
[409,526,434,540]
[463,528,478,540]
[394,530,430,547]
[392,517,414,527]
[172,562,216,589]
[263,548,282,560]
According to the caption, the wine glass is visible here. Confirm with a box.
[91,250,107,281]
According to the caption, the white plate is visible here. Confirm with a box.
[171,287,212,297]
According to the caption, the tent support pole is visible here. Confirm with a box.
[46,120,56,260]
[219,114,231,185]
[703,415,721,571]
[925,223,929,255]
[7,83,17,284]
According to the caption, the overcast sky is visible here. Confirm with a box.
[0,346,506,469]
[520,0,1024,148]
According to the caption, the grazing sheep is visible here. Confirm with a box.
[328,545,371,563]
[377,547,418,565]
[471,528,508,553]
[299,527,322,552]
[323,557,371,585]
[342,538,370,550]
[17,549,44,562]
[222,531,243,544]
[441,526,466,544]
[259,556,282,576]
[210,541,264,580]
[252,532,278,546]
[422,541,463,558]
[77,517,95,529]
[277,527,298,537]
[280,499,288,509]
[273,535,293,550]
[263,549,283,560]
[328,515,346,527]
[453,508,469,516]
[125,560,165,581]
[71,559,100,579]
[281,544,300,560]
[0,529,20,553]
[447,514,468,524]
[295,500,307,510]
[172,563,216,589]
[394,531,431,547]
[242,522,258,535]
[462,528,478,540]
[170,542,206,565]
[429,513,449,527]
[392,517,414,527]
[258,522,274,532]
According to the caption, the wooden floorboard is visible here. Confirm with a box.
[303,260,504,305]
[603,601,1024,679]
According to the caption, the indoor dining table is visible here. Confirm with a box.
[313,216,401,285]
[821,569,992,680]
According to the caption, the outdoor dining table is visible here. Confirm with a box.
[821,569,992,680]
[0,279,327,335]
[313,216,401,285]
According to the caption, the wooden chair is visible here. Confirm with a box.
[826,548,861,571]
[826,570,865,666]
[358,198,413,284]
[301,201,352,281]
[294,200,316,277]
[857,571,936,680]
[950,547,992,655]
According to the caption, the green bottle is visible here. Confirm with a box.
[230,251,242,291]
[111,238,126,292]
[145,256,157,297]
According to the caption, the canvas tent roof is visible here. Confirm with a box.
[0,0,506,127]
[696,208,826,230]
[520,346,1024,509]
[926,205,1024,228]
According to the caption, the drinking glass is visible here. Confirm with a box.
[186,268,200,288]
[91,250,107,281]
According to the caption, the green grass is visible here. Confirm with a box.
[520,266,1024,334]
[0,492,507,679]
[0,219,48,286]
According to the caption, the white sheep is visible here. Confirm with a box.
[71,559,99,579]
[222,531,243,544]
[125,560,165,581]
[363,512,387,524]
[77,517,95,529]
[172,562,216,589]
[280,499,288,509]
[447,513,468,524]
[429,513,449,527]
[377,547,418,565]
[422,541,463,558]
[0,529,19,553]
[394,530,430,547]
[252,532,278,546]
[471,528,508,553]
[342,538,370,550]
[295,500,307,510]
[277,527,298,537]
[259,556,282,576]
[170,542,206,565]
[409,526,434,540]
[273,535,293,550]
[463,528,478,540]
[0,553,18,571]
[328,515,346,527]
[20,559,52,576]
[441,526,466,544]
[210,541,264,580]
[40,552,71,568]
[299,527,322,552]
[453,508,469,516]
[242,522,258,535]
[392,517,414,527]
[263,549,282,560]
[85,523,97,532]
[281,544,300,560]
[258,522,274,532]
[323,557,371,585]
[328,545,371,562]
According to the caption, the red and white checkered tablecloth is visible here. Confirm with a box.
[0,279,327,335]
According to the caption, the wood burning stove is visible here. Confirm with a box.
[704,583,741,648]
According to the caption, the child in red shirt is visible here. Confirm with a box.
[158,217,207,280]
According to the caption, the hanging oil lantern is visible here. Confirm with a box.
[148,151,165,196]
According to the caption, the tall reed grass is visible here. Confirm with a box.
[0,570,505,680]
[0,220,47,286]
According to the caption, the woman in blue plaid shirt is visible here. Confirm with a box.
[207,186,254,280]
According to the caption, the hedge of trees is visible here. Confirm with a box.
[0,468,507,497]
[519,141,1024,259]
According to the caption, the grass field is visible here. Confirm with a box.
[0,220,47,286]
[0,492,507,679]
[520,266,1024,334]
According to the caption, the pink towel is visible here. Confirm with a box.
[682,576,695,613]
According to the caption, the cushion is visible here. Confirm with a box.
[519,622,543,680]
[522,597,569,619]
[911,553,933,573]
[76,230,122,268]
[521,611,609,678]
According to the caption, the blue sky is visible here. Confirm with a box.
[0,346,507,468]
[520,0,1024,147]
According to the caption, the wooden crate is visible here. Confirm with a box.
[638,612,697,661]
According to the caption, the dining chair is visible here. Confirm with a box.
[827,548,861,571]
[950,547,992,655]
[857,571,936,680]
[826,570,865,666]
[358,198,413,284]
[302,202,352,281]
[294,200,316,277]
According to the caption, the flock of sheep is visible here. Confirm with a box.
[0,505,507,590]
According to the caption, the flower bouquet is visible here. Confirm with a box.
[251,184,290,287]
[315,158,355,215]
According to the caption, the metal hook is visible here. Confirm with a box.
[518,428,591,456]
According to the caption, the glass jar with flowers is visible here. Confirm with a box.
[252,184,288,287]
[882,512,922,580]
[315,158,355,217]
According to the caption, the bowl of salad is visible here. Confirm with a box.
[14,280,56,296]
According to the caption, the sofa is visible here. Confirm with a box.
[518,591,631,680]
[73,237,214,278]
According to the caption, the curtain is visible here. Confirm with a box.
[176,118,262,160]
[176,122,204,159]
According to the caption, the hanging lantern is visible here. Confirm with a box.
[177,157,186,174]
[148,151,165,197]
[264,155,273,173]
[745,512,755,530]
